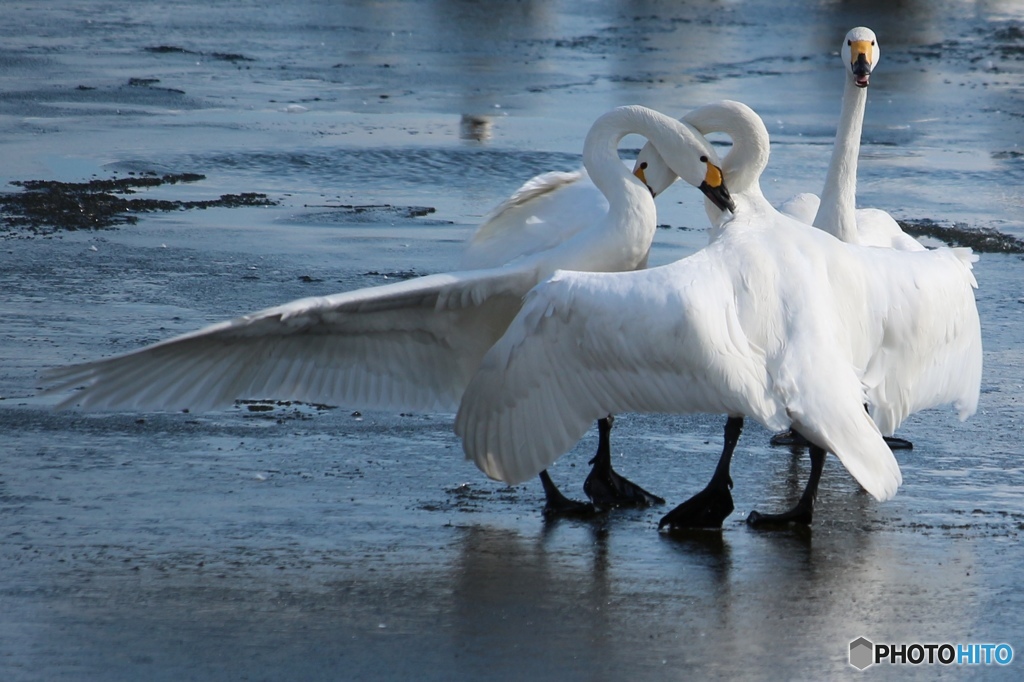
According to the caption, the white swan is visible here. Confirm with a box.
[458,128,694,511]
[781,26,924,251]
[678,100,980,522]
[461,132,687,273]
[685,100,981,437]
[41,105,733,498]
[774,28,925,451]
[455,102,982,527]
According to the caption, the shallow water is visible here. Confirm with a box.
[2,1,1024,680]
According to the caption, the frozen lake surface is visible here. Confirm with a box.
[2,1,1024,679]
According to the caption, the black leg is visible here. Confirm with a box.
[539,470,597,517]
[747,442,826,527]
[583,415,664,509]
[659,416,742,530]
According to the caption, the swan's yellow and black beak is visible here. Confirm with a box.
[699,156,736,213]
[633,161,655,197]
[850,39,873,87]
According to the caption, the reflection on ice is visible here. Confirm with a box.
[459,114,493,142]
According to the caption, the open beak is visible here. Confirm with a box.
[633,163,655,197]
[699,160,736,213]
[850,40,873,88]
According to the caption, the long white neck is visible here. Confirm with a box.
[813,77,866,242]
[682,101,771,222]
[579,106,719,269]
[576,107,662,272]
[582,108,653,211]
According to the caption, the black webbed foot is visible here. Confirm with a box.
[660,416,743,530]
[539,470,598,518]
[748,442,826,528]
[771,429,913,452]
[746,503,813,527]
[883,436,913,450]
[769,429,807,447]
[582,416,664,509]
[658,476,734,530]
[583,461,665,509]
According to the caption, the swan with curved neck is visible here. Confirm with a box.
[505,104,734,514]
[42,106,731,517]
[459,106,735,514]
[649,100,980,526]
[458,102,981,529]
[679,99,979,423]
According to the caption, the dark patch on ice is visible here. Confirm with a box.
[898,219,1024,254]
[0,173,277,235]
[420,483,521,514]
[298,203,452,226]
[305,203,437,218]
[656,223,703,231]
[992,149,1024,160]
[552,34,658,54]
[993,24,1024,58]
[127,77,186,95]
[144,45,255,62]
[236,400,336,422]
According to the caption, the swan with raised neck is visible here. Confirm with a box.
[814,26,880,243]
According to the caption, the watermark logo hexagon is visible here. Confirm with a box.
[850,637,874,670]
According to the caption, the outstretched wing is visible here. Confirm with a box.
[861,246,982,435]
[42,267,539,413]
[456,256,789,485]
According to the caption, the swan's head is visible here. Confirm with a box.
[632,143,677,198]
[697,153,736,213]
[632,138,736,213]
[843,26,879,88]
[682,100,769,202]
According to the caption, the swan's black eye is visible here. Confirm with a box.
[847,39,852,46]
[639,162,648,170]
[700,155,708,163]
[871,40,875,46]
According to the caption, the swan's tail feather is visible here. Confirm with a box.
[793,406,902,502]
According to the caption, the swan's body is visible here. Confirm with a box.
[780,193,924,251]
[681,102,980,439]
[43,106,728,436]
[457,102,981,510]
[461,157,684,271]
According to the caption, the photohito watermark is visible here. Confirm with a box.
[849,637,1013,670]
